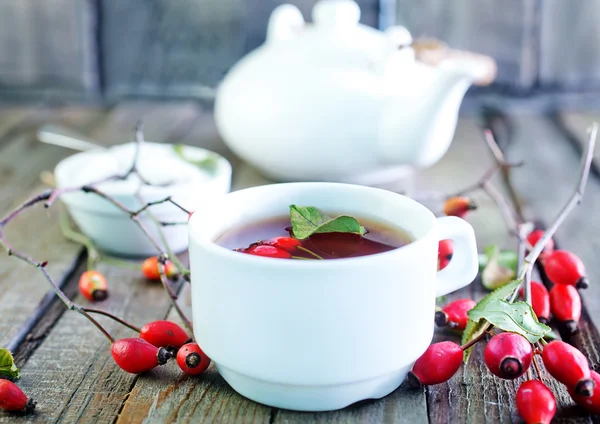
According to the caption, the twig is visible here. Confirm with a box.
[532,353,543,379]
[0,236,115,343]
[518,123,597,281]
[158,256,194,336]
[82,308,142,333]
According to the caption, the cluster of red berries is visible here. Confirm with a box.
[0,320,209,415]
[410,332,598,422]
[525,229,587,334]
[113,320,209,376]
[236,236,301,259]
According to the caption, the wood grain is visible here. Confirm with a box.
[0,103,201,423]
[0,107,105,349]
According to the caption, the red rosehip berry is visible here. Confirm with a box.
[568,370,600,414]
[408,341,463,386]
[139,320,191,350]
[519,281,550,324]
[438,256,451,271]
[484,332,532,379]
[142,257,178,280]
[438,239,454,259]
[78,270,108,301]
[111,337,172,374]
[516,380,556,424]
[542,340,595,396]
[0,380,35,414]
[177,342,211,376]
[549,284,581,334]
[244,245,292,259]
[266,236,302,253]
[526,229,554,260]
[435,298,476,330]
[544,250,588,289]
[443,196,477,218]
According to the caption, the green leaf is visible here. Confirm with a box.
[289,205,365,240]
[481,246,516,290]
[468,299,551,343]
[0,348,20,381]
[461,279,521,363]
[172,144,219,174]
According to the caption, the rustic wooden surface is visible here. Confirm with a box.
[0,103,599,423]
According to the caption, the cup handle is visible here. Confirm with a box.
[435,216,479,297]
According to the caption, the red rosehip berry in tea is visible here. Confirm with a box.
[139,320,191,350]
[408,341,463,386]
[443,196,477,218]
[519,281,550,324]
[484,332,532,379]
[111,337,172,374]
[438,239,454,259]
[245,245,292,259]
[542,340,594,396]
[549,284,581,334]
[177,342,211,376]
[78,270,108,301]
[435,298,476,330]
[142,257,178,281]
[568,370,600,414]
[516,380,556,424]
[526,229,554,259]
[544,250,588,289]
[0,380,36,414]
[266,236,302,253]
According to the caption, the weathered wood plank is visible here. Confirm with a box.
[0,107,106,350]
[0,103,205,424]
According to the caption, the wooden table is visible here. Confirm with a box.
[0,103,599,423]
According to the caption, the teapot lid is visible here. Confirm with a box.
[265,0,415,70]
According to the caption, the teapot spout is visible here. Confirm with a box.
[378,61,484,168]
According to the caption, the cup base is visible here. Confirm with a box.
[216,364,410,412]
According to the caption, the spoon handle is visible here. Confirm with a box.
[37,124,104,152]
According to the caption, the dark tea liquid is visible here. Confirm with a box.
[216,215,412,259]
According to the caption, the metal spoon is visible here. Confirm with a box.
[37,124,105,152]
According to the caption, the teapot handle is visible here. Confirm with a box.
[267,4,305,43]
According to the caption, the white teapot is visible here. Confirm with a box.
[214,0,493,182]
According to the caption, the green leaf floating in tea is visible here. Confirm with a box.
[289,205,366,240]
[0,348,20,381]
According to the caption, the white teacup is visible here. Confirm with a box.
[188,183,478,412]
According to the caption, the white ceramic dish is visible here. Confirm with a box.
[55,142,232,257]
[188,182,478,411]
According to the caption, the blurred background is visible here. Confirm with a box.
[2,0,599,111]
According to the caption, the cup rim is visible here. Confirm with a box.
[188,182,438,268]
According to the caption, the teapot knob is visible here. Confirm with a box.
[312,0,360,28]
[267,4,305,43]
[384,26,412,47]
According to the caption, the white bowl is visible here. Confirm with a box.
[55,142,232,257]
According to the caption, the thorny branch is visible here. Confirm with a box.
[0,123,195,346]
